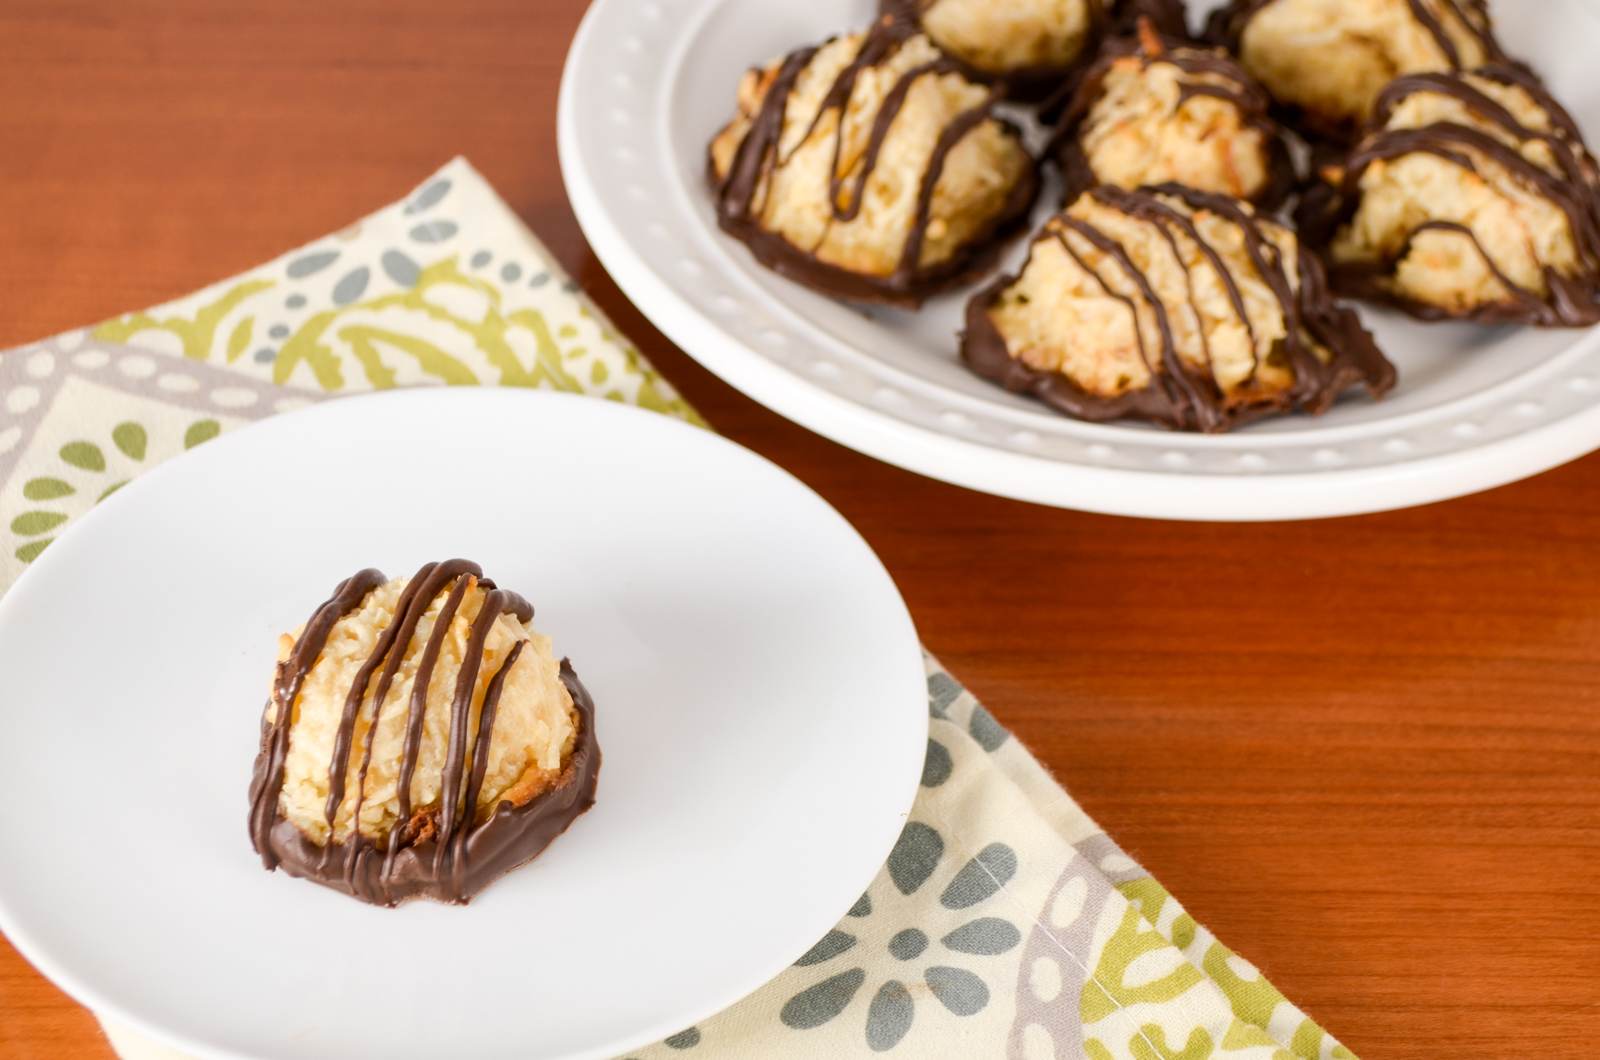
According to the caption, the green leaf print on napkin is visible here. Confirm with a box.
[1081,904,1205,1024]
[11,417,222,564]
[95,280,277,361]
[93,254,699,424]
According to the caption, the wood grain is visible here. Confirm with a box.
[1,2,1597,1057]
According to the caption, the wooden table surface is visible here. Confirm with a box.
[2,2,1597,1057]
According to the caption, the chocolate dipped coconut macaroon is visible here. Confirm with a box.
[247,560,599,907]
[708,16,1040,307]
[1207,0,1505,139]
[878,0,1189,99]
[1299,66,1600,326]
[961,185,1396,432]
[1050,20,1294,208]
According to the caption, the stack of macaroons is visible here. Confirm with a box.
[955,11,1393,431]
[707,0,1600,434]
[1210,0,1600,325]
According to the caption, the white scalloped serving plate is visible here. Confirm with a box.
[560,0,1600,520]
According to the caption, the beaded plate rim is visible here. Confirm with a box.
[559,0,1600,519]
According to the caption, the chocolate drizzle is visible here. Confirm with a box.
[1297,65,1600,326]
[961,184,1396,432]
[879,0,1189,100]
[246,561,600,906]
[709,16,1040,308]
[1048,28,1295,208]
[1206,0,1505,139]
[247,567,388,871]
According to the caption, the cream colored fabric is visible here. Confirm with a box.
[0,159,1352,1060]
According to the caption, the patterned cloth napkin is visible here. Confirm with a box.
[0,159,1353,1060]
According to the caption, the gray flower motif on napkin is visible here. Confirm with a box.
[779,820,1021,1052]
[925,668,1010,753]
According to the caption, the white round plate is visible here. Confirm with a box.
[559,0,1600,520]
[0,389,926,1060]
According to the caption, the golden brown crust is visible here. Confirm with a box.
[707,25,1039,306]
[961,185,1396,432]
[267,573,578,847]
[1051,29,1295,208]
[1207,0,1502,139]
[1297,67,1600,325]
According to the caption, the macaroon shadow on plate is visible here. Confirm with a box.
[0,389,927,1060]
[558,0,1600,521]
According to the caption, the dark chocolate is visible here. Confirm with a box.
[247,561,600,907]
[1296,64,1600,326]
[1047,28,1295,209]
[709,15,1040,308]
[879,0,1190,101]
[1205,0,1506,141]
[960,184,1396,433]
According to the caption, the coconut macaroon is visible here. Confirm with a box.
[1299,66,1600,326]
[708,17,1039,306]
[1051,21,1293,207]
[879,0,1188,96]
[1207,0,1503,137]
[962,185,1396,431]
[247,560,600,906]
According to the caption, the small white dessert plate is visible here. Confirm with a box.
[559,0,1600,520]
[0,389,927,1060]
